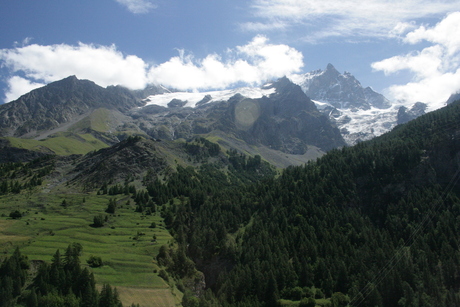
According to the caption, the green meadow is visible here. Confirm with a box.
[5,132,108,155]
[0,191,181,306]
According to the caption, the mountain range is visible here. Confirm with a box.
[1,63,445,158]
[0,75,346,167]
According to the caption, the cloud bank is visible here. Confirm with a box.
[0,36,303,102]
[372,12,460,109]
[245,0,460,41]
[115,0,157,14]
[148,35,303,90]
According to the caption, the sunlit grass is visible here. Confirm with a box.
[0,192,173,290]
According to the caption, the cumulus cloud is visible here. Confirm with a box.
[372,12,460,110]
[0,43,149,102]
[148,35,304,90]
[0,36,303,102]
[115,0,157,14]
[245,0,460,41]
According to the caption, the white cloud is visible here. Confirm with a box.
[372,12,460,110]
[148,35,304,90]
[0,36,304,102]
[0,43,149,102]
[115,0,156,14]
[246,0,460,41]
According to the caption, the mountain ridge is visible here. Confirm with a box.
[0,75,344,167]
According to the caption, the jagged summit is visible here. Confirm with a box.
[293,63,390,111]
[290,64,397,144]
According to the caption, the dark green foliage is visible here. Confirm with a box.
[0,244,120,307]
[298,297,315,307]
[159,100,460,306]
[92,214,105,227]
[105,198,117,214]
[0,155,53,195]
[87,255,103,268]
[0,247,28,307]
[9,210,22,219]
[185,137,220,162]
[99,283,123,307]
[158,269,169,282]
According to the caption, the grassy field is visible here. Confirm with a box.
[5,132,108,155]
[0,191,181,307]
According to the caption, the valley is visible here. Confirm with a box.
[0,73,460,307]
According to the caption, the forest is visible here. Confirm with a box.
[152,100,460,306]
[0,243,133,307]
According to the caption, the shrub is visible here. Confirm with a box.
[92,215,104,227]
[9,210,22,219]
[299,297,316,307]
[87,255,103,267]
[158,269,169,282]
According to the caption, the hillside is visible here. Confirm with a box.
[158,98,460,306]
[0,134,278,306]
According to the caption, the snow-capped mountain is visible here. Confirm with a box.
[290,63,424,145]
[136,77,345,154]
[291,63,391,110]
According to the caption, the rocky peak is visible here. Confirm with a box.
[325,63,340,77]
[0,76,142,137]
[397,102,427,125]
[293,64,391,110]
[447,92,460,105]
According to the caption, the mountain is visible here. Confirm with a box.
[291,64,427,145]
[136,76,345,154]
[293,63,391,110]
[0,76,345,167]
[447,92,460,105]
[0,76,142,138]
[397,101,427,125]
[167,97,460,306]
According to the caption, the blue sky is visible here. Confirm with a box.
[1,0,460,108]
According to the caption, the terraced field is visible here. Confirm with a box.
[0,192,181,307]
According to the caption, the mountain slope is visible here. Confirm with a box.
[163,97,460,306]
[290,64,426,145]
[138,77,345,154]
[0,76,142,138]
[293,63,391,110]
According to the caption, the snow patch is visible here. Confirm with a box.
[143,87,276,108]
